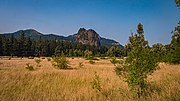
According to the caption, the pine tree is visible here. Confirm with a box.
[9,34,15,56]
[18,31,26,57]
[1,35,8,55]
[0,36,3,55]
[24,37,32,56]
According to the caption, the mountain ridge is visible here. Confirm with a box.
[0,29,123,48]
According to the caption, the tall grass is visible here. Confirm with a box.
[0,58,179,101]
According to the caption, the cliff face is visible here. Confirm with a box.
[76,28,101,47]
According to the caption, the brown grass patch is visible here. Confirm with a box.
[0,58,179,101]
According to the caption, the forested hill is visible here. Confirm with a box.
[0,29,123,48]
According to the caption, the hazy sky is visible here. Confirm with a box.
[0,0,179,45]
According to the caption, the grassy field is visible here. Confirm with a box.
[0,57,180,101]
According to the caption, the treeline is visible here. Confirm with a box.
[1,32,124,57]
[0,28,179,64]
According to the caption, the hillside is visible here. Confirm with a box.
[0,29,123,48]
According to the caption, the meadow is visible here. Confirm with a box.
[0,57,179,101]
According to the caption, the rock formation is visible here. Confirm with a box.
[75,28,101,47]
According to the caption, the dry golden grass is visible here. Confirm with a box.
[0,57,179,101]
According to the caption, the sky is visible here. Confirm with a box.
[0,0,179,45]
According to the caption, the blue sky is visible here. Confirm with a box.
[0,0,179,45]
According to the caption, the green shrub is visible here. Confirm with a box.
[41,57,45,59]
[47,57,51,61]
[28,56,34,59]
[92,57,99,61]
[110,57,119,66]
[89,60,95,64]
[25,63,34,71]
[79,62,84,68]
[52,53,69,69]
[166,49,180,64]
[100,57,106,59]
[8,57,11,60]
[84,50,93,59]
[91,72,102,92]
[35,58,41,67]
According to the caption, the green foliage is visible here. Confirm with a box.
[52,52,69,69]
[164,1,180,64]
[110,57,119,66]
[107,46,126,57]
[28,56,34,59]
[35,58,41,67]
[84,50,93,59]
[25,63,34,71]
[91,72,102,92]
[115,23,158,98]
[89,60,95,64]
[151,43,166,62]
[47,57,51,61]
[176,0,180,6]
[165,48,180,64]
[79,62,84,68]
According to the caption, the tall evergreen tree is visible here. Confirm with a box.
[9,34,15,56]
[24,37,32,56]
[0,36,3,55]
[1,35,8,55]
[18,31,26,57]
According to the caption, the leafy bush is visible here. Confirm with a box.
[41,57,45,59]
[52,53,69,69]
[25,63,34,71]
[91,72,102,92]
[28,56,34,59]
[8,57,11,60]
[47,57,51,61]
[89,60,95,64]
[151,43,166,62]
[79,62,84,68]
[110,57,119,66]
[35,58,41,67]
[84,50,93,59]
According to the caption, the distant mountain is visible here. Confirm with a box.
[0,29,123,48]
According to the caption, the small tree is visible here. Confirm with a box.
[115,23,158,98]
[52,52,69,69]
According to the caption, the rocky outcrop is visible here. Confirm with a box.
[75,28,101,47]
